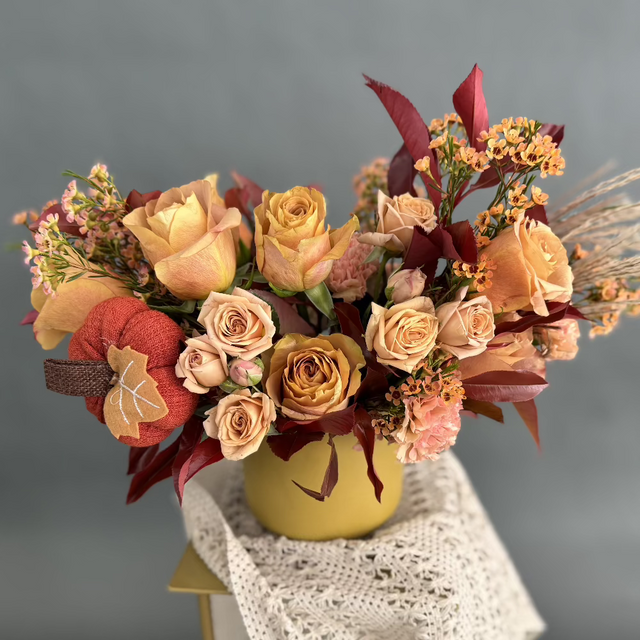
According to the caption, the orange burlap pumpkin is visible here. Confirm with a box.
[69,297,198,447]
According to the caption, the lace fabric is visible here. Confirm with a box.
[182,452,545,640]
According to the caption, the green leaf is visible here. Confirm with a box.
[269,283,299,298]
[364,246,386,264]
[305,282,336,320]
[148,299,197,316]
[237,239,252,267]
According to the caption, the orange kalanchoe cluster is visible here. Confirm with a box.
[453,255,496,292]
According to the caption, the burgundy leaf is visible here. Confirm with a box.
[277,404,356,436]
[125,189,162,212]
[20,310,39,326]
[231,171,264,208]
[267,430,325,462]
[403,227,443,280]
[178,437,224,492]
[514,399,541,450]
[29,203,81,236]
[363,74,442,211]
[127,444,160,475]
[463,370,548,403]
[538,123,565,145]
[452,64,490,151]
[126,438,180,504]
[525,204,548,225]
[293,435,339,501]
[356,367,391,402]
[462,158,516,200]
[172,416,205,503]
[495,302,586,336]
[335,302,367,351]
[388,144,417,197]
[446,220,478,264]
[250,290,314,336]
[224,186,252,220]
[354,407,384,502]
[462,399,504,423]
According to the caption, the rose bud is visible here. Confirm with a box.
[229,358,264,387]
[386,268,427,304]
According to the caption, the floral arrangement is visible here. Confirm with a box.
[15,65,640,504]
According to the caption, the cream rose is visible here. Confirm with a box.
[198,288,276,361]
[204,390,276,461]
[359,190,437,254]
[265,333,365,420]
[175,334,228,394]
[123,179,241,300]
[482,215,573,316]
[436,287,495,359]
[365,297,439,373]
[254,186,359,292]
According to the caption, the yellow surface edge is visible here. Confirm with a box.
[168,543,229,595]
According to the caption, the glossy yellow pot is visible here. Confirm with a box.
[243,433,403,540]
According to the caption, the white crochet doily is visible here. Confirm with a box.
[182,452,545,640]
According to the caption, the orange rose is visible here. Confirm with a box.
[482,215,573,316]
[535,318,580,361]
[359,190,437,253]
[123,179,241,299]
[265,333,365,420]
[254,186,359,292]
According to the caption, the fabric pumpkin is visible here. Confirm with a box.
[69,297,198,447]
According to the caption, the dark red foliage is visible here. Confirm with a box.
[514,399,541,450]
[462,399,504,423]
[267,430,325,462]
[463,370,548,403]
[292,435,339,501]
[388,143,417,197]
[127,444,160,475]
[125,189,162,212]
[353,407,384,502]
[277,404,356,436]
[446,220,478,264]
[172,416,205,503]
[495,302,588,336]
[452,64,490,151]
[363,74,442,211]
[525,204,548,224]
[29,203,81,236]
[126,438,181,504]
[20,310,39,326]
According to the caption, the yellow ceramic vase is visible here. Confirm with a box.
[243,433,403,541]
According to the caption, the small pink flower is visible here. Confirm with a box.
[394,395,462,463]
[326,233,378,303]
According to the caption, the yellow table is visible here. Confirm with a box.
[169,544,229,640]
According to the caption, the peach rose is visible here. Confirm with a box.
[204,389,276,461]
[123,179,241,299]
[359,190,437,253]
[436,287,495,359]
[254,186,359,292]
[387,268,427,304]
[365,297,438,373]
[265,333,365,420]
[326,233,378,302]
[31,275,132,350]
[198,288,276,361]
[482,215,573,316]
[535,318,580,361]
[394,395,462,463]
[458,314,546,380]
[175,334,228,394]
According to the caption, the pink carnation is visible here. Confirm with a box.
[326,234,378,303]
[394,395,462,463]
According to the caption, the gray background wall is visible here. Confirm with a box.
[1,1,639,638]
